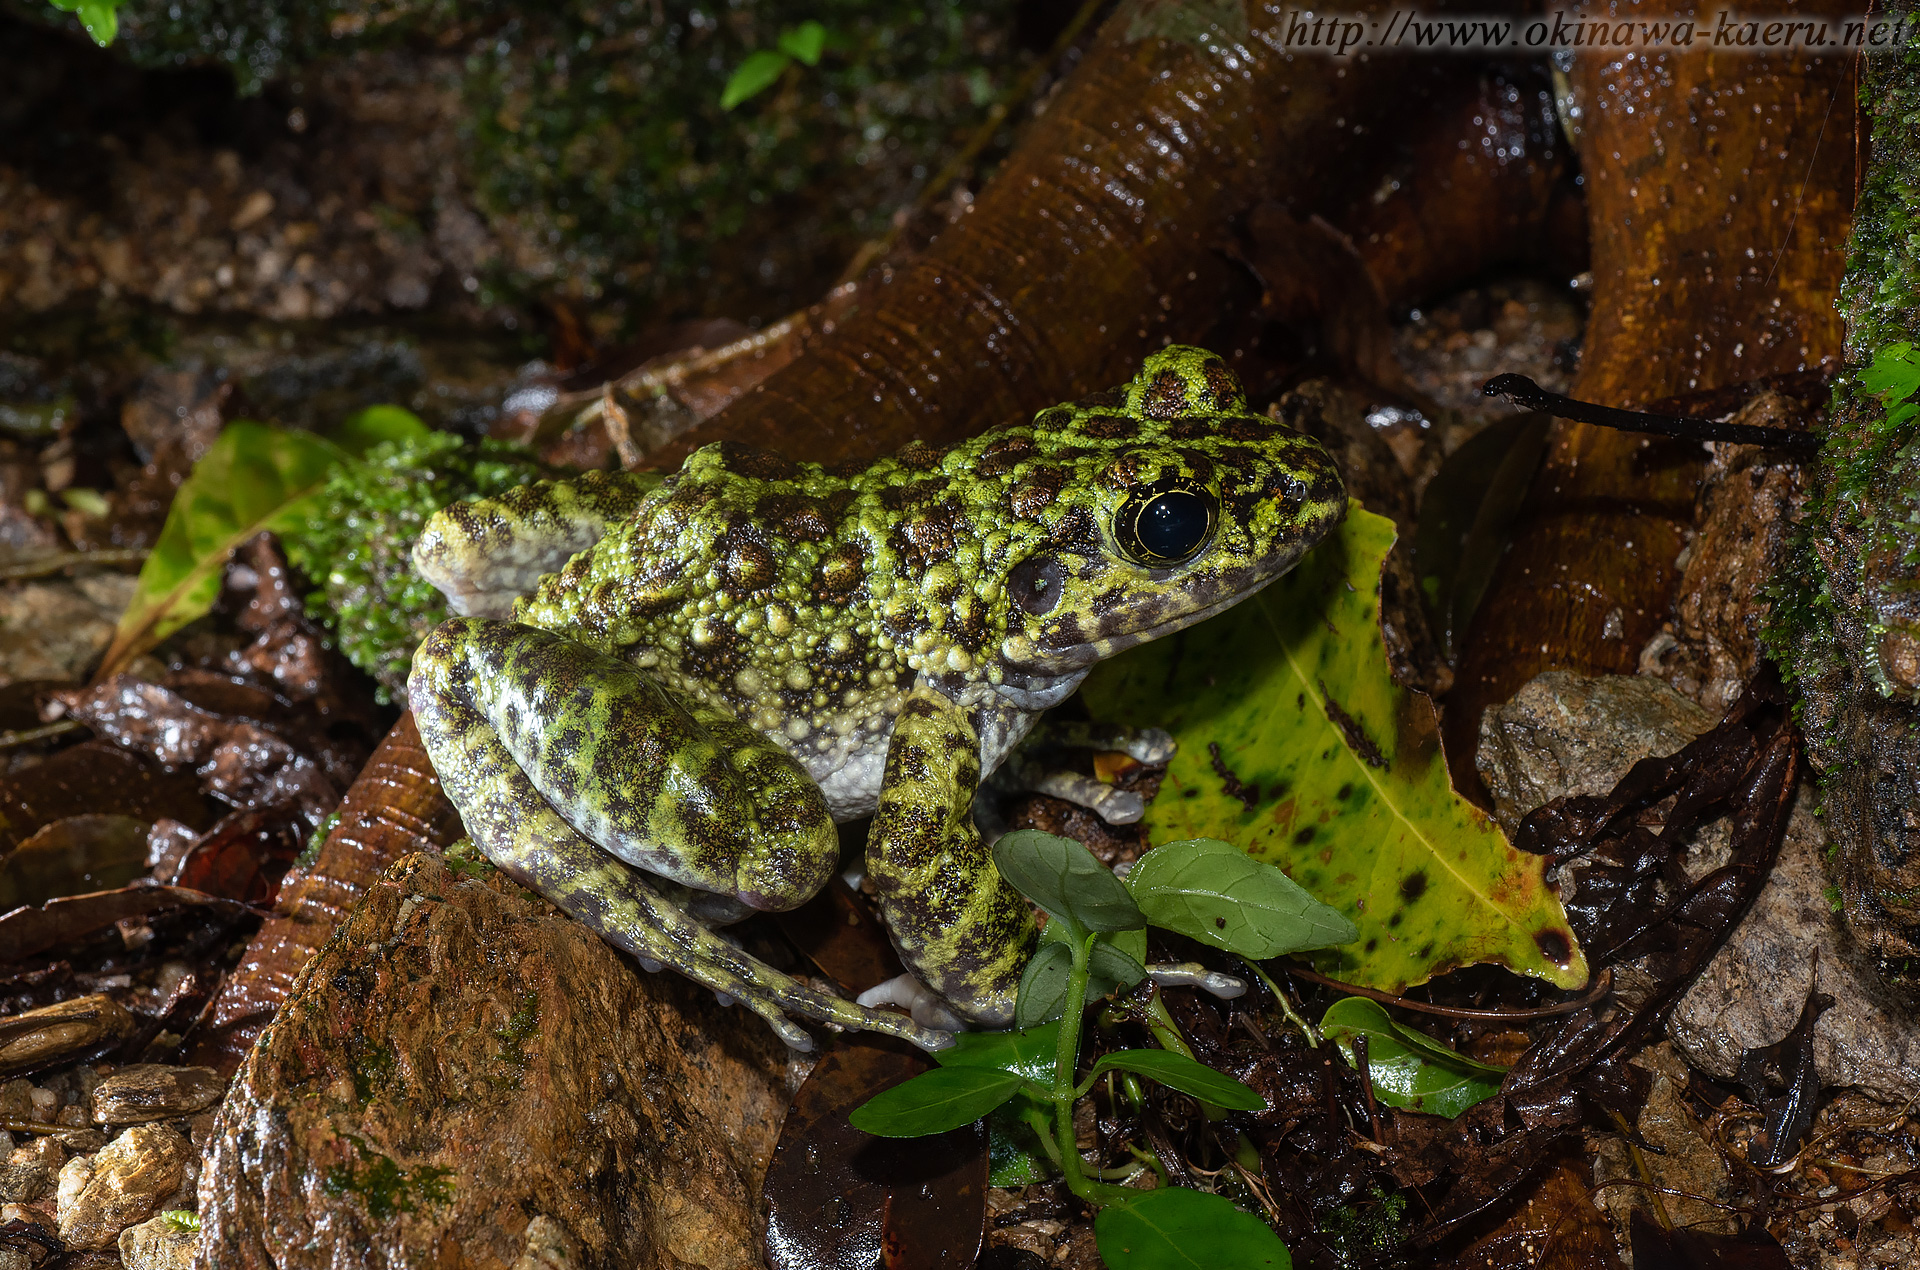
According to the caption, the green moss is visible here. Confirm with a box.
[347,1036,398,1103]
[299,810,341,867]
[281,431,545,700]
[86,1,1023,317]
[160,1209,202,1233]
[442,836,498,881]
[322,1133,455,1221]
[1765,31,1920,716]
[492,993,539,1069]
[1321,1184,1408,1262]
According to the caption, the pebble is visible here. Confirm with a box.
[55,1124,192,1252]
[91,1066,226,1125]
[119,1212,199,1270]
[0,1135,64,1202]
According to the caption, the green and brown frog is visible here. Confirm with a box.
[408,346,1346,1049]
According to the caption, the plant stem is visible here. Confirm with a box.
[1050,929,1134,1207]
[1248,961,1320,1046]
[1143,989,1197,1061]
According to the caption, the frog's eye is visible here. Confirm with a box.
[1114,481,1216,566]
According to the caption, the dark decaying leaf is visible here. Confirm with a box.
[1382,676,1802,1245]
[51,677,340,822]
[0,815,150,910]
[1409,412,1551,662]
[0,741,210,854]
[772,876,905,997]
[188,713,462,1072]
[1431,1164,1622,1270]
[1628,1210,1793,1270]
[167,807,307,904]
[1737,968,1832,1169]
[0,885,254,966]
[763,1040,987,1270]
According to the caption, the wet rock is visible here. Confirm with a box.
[1475,670,1716,836]
[91,1067,226,1126]
[197,852,796,1270]
[0,1137,62,1203]
[57,1124,192,1251]
[1669,793,1920,1103]
[121,1212,200,1270]
[1639,414,1808,716]
[1591,1043,1736,1240]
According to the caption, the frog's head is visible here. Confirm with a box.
[982,346,1346,678]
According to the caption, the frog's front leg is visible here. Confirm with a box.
[409,617,950,1051]
[868,686,1039,1028]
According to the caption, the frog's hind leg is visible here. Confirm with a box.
[869,685,1039,1028]
[410,618,949,1052]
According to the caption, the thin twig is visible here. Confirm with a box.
[1351,1032,1384,1146]
[1482,373,1822,453]
[0,547,147,582]
[0,720,82,750]
[1281,963,1614,1021]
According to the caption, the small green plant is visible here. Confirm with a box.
[1318,997,1505,1118]
[47,0,121,46]
[159,1209,201,1233]
[721,21,835,110]
[852,830,1360,1269]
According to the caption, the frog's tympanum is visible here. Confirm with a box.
[408,347,1346,1049]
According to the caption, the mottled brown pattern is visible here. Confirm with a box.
[1142,370,1190,419]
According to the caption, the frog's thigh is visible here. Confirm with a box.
[416,617,836,911]
[869,685,1037,1028]
[410,621,945,1052]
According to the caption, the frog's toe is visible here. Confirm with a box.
[857,973,969,1033]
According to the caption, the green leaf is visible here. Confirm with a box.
[1126,838,1356,958]
[848,1066,1029,1138]
[98,422,349,679]
[1094,1188,1292,1270]
[935,1021,1062,1085]
[50,0,119,45]
[1319,997,1503,1119]
[1080,505,1587,995]
[1860,341,1920,406]
[1015,931,1148,1027]
[1087,1050,1266,1111]
[329,405,431,458]
[987,1104,1049,1186]
[1014,941,1074,1028]
[993,830,1145,938]
[777,21,828,66]
[720,49,792,110]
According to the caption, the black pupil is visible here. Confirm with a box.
[1136,491,1210,561]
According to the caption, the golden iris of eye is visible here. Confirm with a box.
[1117,487,1216,565]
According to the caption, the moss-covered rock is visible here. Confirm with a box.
[1766,21,1920,955]
[54,0,1022,321]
